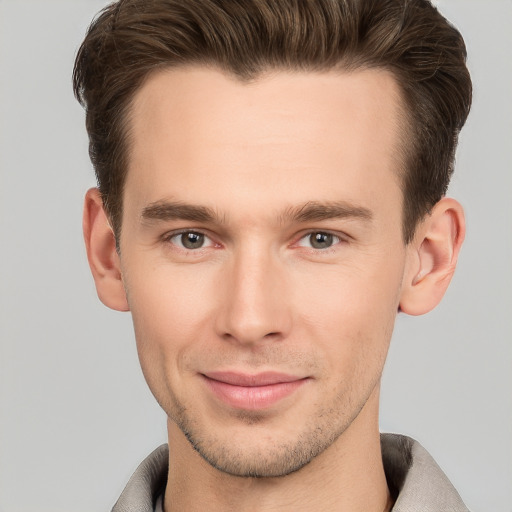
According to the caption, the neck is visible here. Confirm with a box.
[164,390,392,512]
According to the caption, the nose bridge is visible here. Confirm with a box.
[216,242,290,345]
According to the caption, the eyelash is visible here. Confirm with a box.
[295,231,344,251]
[162,230,218,251]
[161,229,348,253]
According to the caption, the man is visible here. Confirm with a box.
[74,0,472,510]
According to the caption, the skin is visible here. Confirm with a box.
[84,67,465,511]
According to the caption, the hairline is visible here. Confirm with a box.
[111,62,418,250]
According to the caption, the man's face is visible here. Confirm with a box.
[119,67,410,477]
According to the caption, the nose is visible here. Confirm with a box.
[215,245,292,346]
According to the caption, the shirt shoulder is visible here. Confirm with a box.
[112,436,469,511]
[381,433,469,511]
[111,444,168,512]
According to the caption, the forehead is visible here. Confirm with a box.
[125,66,405,223]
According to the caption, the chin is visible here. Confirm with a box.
[176,410,346,478]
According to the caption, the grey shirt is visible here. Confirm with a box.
[112,433,469,512]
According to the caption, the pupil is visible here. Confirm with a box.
[311,232,333,249]
[182,232,204,249]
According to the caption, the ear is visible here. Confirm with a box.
[83,188,129,312]
[399,197,465,316]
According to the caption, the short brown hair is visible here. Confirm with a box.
[73,0,471,243]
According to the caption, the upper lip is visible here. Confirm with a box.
[202,371,306,387]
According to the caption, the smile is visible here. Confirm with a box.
[201,371,310,410]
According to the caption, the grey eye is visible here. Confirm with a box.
[180,232,205,249]
[165,231,207,250]
[167,230,216,251]
[297,231,340,250]
[309,232,334,249]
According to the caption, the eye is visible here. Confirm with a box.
[297,231,341,250]
[167,231,214,250]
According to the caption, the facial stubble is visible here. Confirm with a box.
[165,374,378,479]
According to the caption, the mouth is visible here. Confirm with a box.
[201,371,310,410]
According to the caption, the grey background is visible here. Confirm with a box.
[0,1,510,511]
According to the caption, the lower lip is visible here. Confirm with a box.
[202,376,308,410]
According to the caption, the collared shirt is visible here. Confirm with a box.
[111,433,469,512]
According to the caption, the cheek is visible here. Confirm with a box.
[123,243,404,393]
[123,263,219,390]
[296,253,403,326]
[127,257,217,335]
[293,254,403,372]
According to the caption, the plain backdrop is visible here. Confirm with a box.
[0,1,511,511]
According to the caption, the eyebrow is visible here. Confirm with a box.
[140,200,372,225]
[141,201,219,223]
[281,201,373,224]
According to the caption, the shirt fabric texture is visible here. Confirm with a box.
[111,433,469,512]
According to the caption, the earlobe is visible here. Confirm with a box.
[83,188,129,312]
[399,198,465,316]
